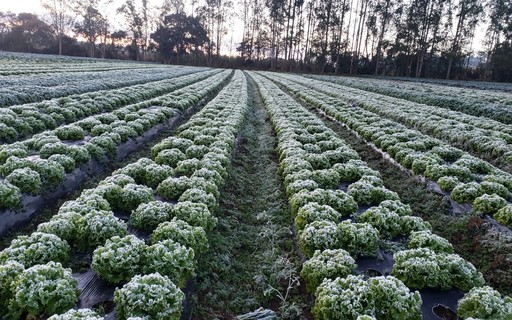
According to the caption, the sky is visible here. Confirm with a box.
[0,0,41,13]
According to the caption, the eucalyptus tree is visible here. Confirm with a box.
[484,0,512,79]
[73,2,107,57]
[445,0,483,79]
[117,0,150,60]
[41,0,75,55]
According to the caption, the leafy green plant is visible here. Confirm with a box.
[301,249,356,292]
[0,261,24,317]
[457,286,512,319]
[337,221,379,257]
[157,176,191,200]
[313,275,422,320]
[9,262,79,319]
[130,201,173,231]
[295,202,342,232]
[172,201,218,230]
[290,188,357,216]
[48,154,76,173]
[121,183,155,211]
[47,308,104,320]
[357,202,429,238]
[151,218,208,254]
[408,230,454,253]
[154,148,187,167]
[481,181,510,199]
[0,232,70,267]
[451,182,484,204]
[114,273,184,320]
[473,194,508,214]
[143,239,195,287]
[495,205,512,227]
[392,248,485,290]
[77,210,128,250]
[0,180,21,209]
[332,160,379,182]
[347,176,399,205]
[438,176,460,192]
[178,188,217,212]
[55,124,85,140]
[5,167,41,195]
[91,235,146,283]
[298,220,342,257]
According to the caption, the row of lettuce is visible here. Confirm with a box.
[0,70,248,319]
[0,65,202,108]
[250,71,512,320]
[0,52,154,76]
[0,68,215,142]
[263,72,512,229]
[308,75,512,125]
[304,74,512,169]
[0,70,231,211]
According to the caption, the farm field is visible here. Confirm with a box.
[1,54,512,320]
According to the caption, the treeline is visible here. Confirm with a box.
[0,0,511,81]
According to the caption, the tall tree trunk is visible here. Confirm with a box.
[374,0,391,75]
[335,0,348,74]
[288,0,297,60]
[322,0,333,73]
[58,33,62,55]
[284,0,292,61]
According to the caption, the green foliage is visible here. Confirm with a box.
[114,273,184,320]
[91,235,146,284]
[130,201,173,231]
[172,201,218,231]
[457,286,512,320]
[313,275,422,320]
[0,232,70,268]
[295,202,341,232]
[481,181,510,199]
[0,261,24,317]
[47,309,104,320]
[9,262,79,319]
[357,202,429,238]
[408,230,454,253]
[311,169,341,189]
[32,158,66,187]
[100,183,154,212]
[337,221,379,257]
[55,125,85,140]
[77,210,128,250]
[392,248,485,291]
[438,176,460,192]
[451,182,484,204]
[143,240,195,287]
[473,194,508,214]
[5,167,41,195]
[48,154,76,173]
[151,218,209,254]
[0,180,21,209]
[290,188,357,216]
[301,249,356,292]
[495,205,512,227]
[178,188,217,212]
[155,148,187,167]
[298,220,341,257]
[348,176,399,205]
